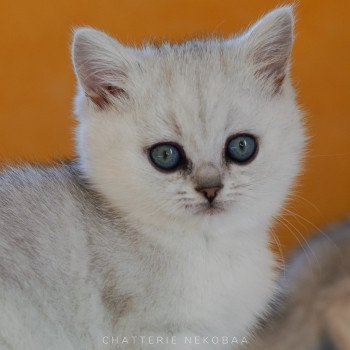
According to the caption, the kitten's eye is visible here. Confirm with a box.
[226,134,257,164]
[149,143,182,171]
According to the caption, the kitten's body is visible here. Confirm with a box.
[0,164,274,349]
[0,7,304,350]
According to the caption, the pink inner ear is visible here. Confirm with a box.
[255,62,287,95]
[87,85,128,109]
[87,91,109,109]
[105,85,127,98]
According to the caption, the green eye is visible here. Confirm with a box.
[149,143,182,171]
[226,134,257,163]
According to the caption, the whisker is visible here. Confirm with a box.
[177,198,195,203]
[176,191,187,195]
[229,183,254,190]
[275,216,319,270]
[290,193,322,215]
[282,207,340,253]
[270,227,286,277]
[308,152,350,158]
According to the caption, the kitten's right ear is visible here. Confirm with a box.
[71,27,138,109]
[236,6,294,94]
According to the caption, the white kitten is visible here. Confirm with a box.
[0,6,305,350]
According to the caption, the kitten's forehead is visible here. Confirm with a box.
[138,43,264,159]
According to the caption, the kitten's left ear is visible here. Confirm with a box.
[238,6,294,94]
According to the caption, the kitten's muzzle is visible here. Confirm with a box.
[195,185,223,203]
[193,162,223,203]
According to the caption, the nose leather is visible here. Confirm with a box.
[195,185,222,203]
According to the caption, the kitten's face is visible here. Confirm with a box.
[73,7,305,230]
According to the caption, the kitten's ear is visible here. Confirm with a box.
[71,27,138,108]
[240,6,294,93]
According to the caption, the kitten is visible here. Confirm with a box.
[247,218,350,350]
[0,6,305,350]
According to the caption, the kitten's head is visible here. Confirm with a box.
[72,6,305,231]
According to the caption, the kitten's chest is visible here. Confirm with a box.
[132,245,241,330]
[107,230,274,343]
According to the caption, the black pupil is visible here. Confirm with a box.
[162,150,170,159]
[239,140,246,150]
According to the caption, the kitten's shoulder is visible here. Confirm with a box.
[1,161,79,191]
[0,162,93,211]
[0,162,104,286]
[0,162,101,246]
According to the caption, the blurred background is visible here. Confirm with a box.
[0,0,349,255]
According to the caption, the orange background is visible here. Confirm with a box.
[0,1,349,254]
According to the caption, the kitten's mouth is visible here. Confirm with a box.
[186,202,225,216]
[201,206,224,216]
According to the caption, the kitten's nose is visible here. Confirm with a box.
[195,185,222,203]
[193,162,223,203]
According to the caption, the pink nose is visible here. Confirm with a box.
[195,186,222,203]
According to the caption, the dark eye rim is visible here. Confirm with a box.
[147,141,187,173]
[225,133,259,165]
